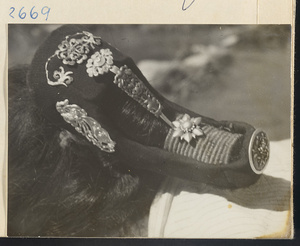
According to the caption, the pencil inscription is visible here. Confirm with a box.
[182,0,196,11]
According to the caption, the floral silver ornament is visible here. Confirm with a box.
[81,31,102,49]
[46,31,174,128]
[55,31,101,65]
[55,38,90,65]
[46,31,102,87]
[56,99,116,153]
[172,114,204,143]
[86,49,114,77]
[50,66,74,87]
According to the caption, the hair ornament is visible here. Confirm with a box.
[86,49,114,76]
[248,129,269,174]
[172,114,205,143]
[55,31,102,65]
[56,99,116,153]
[51,66,74,86]
[46,31,174,128]
[45,31,102,87]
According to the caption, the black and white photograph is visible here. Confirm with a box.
[7,24,292,238]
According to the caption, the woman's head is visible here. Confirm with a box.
[8,25,269,237]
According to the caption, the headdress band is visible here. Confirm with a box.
[45,31,174,128]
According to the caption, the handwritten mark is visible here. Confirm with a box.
[9,6,50,21]
[41,6,51,21]
[182,0,196,11]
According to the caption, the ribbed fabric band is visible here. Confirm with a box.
[164,125,243,164]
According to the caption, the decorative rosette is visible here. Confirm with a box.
[172,114,204,143]
[86,49,114,77]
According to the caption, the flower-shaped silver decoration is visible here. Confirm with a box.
[46,31,174,129]
[86,49,114,77]
[172,114,204,143]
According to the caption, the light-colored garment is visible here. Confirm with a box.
[148,139,292,238]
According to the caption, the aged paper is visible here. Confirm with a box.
[0,0,295,238]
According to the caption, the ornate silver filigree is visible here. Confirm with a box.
[46,31,102,87]
[86,49,114,77]
[113,65,161,115]
[56,99,116,153]
[46,31,174,128]
[249,129,269,174]
[55,31,101,65]
[48,66,74,87]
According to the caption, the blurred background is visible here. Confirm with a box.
[8,24,291,141]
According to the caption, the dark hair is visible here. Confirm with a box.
[8,65,167,237]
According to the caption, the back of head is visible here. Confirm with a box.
[8,64,159,237]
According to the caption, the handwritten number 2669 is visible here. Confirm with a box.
[9,6,51,21]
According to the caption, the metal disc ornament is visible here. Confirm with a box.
[248,129,270,174]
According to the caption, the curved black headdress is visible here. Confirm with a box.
[28,25,270,188]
